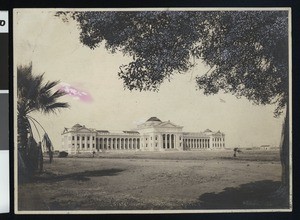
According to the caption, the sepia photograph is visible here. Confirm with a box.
[14,8,292,214]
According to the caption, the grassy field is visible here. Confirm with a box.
[17,149,289,211]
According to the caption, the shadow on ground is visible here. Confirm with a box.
[184,180,289,209]
[20,168,126,183]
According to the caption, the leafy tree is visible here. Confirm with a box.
[56,11,289,193]
[17,64,69,173]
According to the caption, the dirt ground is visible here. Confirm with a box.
[17,149,289,211]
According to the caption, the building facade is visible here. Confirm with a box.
[61,117,225,154]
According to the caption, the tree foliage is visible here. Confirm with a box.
[56,10,288,117]
[194,11,288,117]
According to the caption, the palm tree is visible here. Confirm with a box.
[17,64,69,174]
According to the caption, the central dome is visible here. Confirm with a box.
[146,117,162,122]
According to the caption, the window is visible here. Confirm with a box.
[146,144,148,147]
[87,144,90,148]
[155,136,158,140]
[82,144,85,148]
[155,143,158,147]
[72,136,75,140]
[179,136,182,140]
[82,136,85,140]
[146,138,147,141]
[151,137,152,140]
[77,136,79,141]
[87,136,90,141]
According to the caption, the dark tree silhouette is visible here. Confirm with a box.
[56,11,289,192]
[17,64,69,173]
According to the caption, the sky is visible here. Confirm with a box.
[14,9,285,150]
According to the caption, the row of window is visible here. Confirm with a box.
[142,135,183,141]
[184,139,210,142]
[72,142,140,150]
[72,143,95,149]
[213,137,225,142]
[213,143,225,147]
[72,135,95,141]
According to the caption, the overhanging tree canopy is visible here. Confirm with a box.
[57,10,288,117]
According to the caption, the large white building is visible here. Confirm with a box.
[61,117,225,154]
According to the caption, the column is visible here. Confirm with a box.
[133,138,135,149]
[78,136,81,150]
[131,138,134,149]
[159,135,162,150]
[174,134,177,148]
[74,135,77,151]
[173,134,176,148]
[92,136,94,151]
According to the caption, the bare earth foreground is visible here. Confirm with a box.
[18,150,289,211]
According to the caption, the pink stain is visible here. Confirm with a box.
[59,83,93,103]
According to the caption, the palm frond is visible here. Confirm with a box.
[40,80,60,94]
[43,102,70,114]
[17,63,69,116]
[43,133,53,151]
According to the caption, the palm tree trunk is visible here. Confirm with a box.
[18,114,29,150]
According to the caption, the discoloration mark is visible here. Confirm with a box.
[59,83,93,102]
